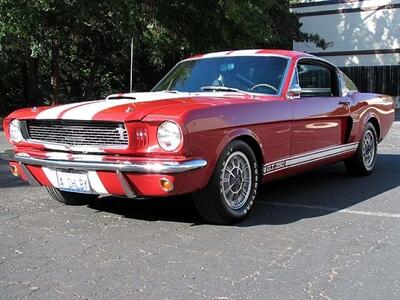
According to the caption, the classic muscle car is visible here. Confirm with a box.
[2,49,395,224]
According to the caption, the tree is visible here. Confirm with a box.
[0,0,324,114]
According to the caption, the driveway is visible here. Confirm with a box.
[0,112,399,299]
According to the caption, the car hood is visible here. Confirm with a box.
[9,91,270,122]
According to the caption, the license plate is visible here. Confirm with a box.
[56,170,91,193]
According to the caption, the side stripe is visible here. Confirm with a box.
[264,143,358,175]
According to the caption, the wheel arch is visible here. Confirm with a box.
[216,128,265,174]
[367,116,381,141]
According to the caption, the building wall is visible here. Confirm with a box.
[292,0,400,106]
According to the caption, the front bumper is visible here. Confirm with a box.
[2,151,207,173]
[1,150,208,198]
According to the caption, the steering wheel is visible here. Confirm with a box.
[250,83,278,93]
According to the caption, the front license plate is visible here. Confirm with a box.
[56,170,91,193]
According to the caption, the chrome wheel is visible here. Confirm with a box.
[221,151,252,210]
[362,130,376,169]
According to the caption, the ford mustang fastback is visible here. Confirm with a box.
[2,49,395,224]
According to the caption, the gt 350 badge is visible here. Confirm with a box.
[264,161,287,174]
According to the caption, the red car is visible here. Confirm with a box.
[2,49,395,224]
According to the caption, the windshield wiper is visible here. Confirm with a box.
[200,86,241,92]
[200,86,254,97]
[159,90,180,93]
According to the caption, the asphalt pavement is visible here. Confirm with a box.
[0,112,399,299]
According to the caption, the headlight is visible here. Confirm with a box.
[9,119,24,143]
[157,121,182,151]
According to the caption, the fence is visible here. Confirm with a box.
[340,65,400,108]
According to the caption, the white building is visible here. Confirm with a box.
[292,0,400,107]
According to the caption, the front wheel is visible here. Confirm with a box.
[46,187,98,205]
[193,140,259,224]
[345,122,378,176]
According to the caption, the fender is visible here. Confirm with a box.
[215,128,265,165]
[348,107,381,143]
[358,109,381,142]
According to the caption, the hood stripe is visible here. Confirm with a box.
[36,102,90,119]
[60,92,192,120]
[36,91,249,121]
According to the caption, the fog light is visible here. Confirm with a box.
[10,165,20,177]
[160,178,174,192]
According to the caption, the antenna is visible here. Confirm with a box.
[130,37,133,93]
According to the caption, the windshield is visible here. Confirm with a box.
[152,56,289,96]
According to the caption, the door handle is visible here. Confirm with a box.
[339,100,351,106]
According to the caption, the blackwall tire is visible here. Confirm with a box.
[193,140,259,224]
[345,122,378,177]
[46,187,98,205]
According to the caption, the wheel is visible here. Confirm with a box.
[46,187,98,205]
[193,140,259,224]
[345,122,378,176]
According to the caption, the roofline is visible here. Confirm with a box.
[185,49,307,61]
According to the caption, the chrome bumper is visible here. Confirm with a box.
[0,150,207,174]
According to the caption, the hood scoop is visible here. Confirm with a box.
[106,94,136,100]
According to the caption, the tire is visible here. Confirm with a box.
[345,122,378,177]
[193,140,259,224]
[46,187,98,205]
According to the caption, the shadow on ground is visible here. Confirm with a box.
[1,153,399,226]
[85,153,400,226]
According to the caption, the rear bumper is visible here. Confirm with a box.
[1,150,208,198]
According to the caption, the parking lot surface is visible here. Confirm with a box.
[0,112,399,299]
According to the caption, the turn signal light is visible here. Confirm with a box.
[10,165,20,177]
[160,178,174,192]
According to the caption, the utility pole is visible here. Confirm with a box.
[130,38,133,93]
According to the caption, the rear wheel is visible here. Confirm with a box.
[46,187,98,205]
[345,122,378,176]
[193,140,259,224]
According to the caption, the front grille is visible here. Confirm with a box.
[25,120,128,147]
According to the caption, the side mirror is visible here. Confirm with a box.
[287,84,302,99]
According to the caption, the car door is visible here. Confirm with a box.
[290,59,351,157]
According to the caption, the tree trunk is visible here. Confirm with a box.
[51,39,61,103]
[82,62,96,101]
[23,48,39,107]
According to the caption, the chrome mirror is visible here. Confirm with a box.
[287,84,302,99]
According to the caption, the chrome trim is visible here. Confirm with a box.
[5,151,207,174]
[153,54,292,98]
[116,170,137,198]
[25,120,129,149]
[19,163,41,186]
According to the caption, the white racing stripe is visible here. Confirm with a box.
[36,101,93,119]
[42,167,108,194]
[226,49,259,56]
[62,92,197,120]
[34,91,252,121]
[62,91,240,120]
[42,167,59,187]
[264,143,359,174]
[61,99,138,120]
[87,171,108,194]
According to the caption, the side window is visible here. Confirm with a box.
[297,63,334,97]
[290,68,299,88]
[341,72,358,93]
